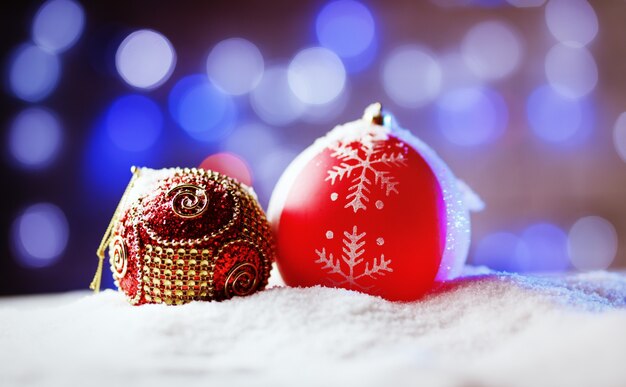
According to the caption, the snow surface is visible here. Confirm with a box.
[2,266,626,387]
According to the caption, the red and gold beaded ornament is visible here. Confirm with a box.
[90,167,276,305]
[268,103,481,302]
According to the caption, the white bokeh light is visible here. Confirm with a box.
[206,38,264,96]
[568,216,618,271]
[116,29,176,89]
[545,0,598,47]
[8,108,62,169]
[8,43,60,102]
[382,45,442,108]
[439,51,481,92]
[250,65,305,126]
[223,123,277,166]
[301,86,349,124]
[11,203,69,268]
[545,43,598,98]
[613,112,626,163]
[288,47,346,105]
[461,20,523,80]
[32,0,85,53]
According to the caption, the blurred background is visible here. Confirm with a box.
[2,0,626,295]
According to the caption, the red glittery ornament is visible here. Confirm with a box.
[268,104,474,302]
[90,167,276,305]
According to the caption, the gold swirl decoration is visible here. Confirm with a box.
[110,235,127,279]
[224,262,259,298]
[167,184,209,219]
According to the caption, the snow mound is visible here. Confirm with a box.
[1,269,626,387]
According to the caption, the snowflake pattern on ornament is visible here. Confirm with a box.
[326,141,407,212]
[315,225,393,289]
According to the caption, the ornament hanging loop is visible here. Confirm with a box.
[363,102,384,126]
[89,166,140,293]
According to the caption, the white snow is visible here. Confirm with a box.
[2,266,626,387]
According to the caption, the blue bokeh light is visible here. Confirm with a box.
[11,202,69,268]
[315,0,377,72]
[169,74,236,142]
[527,85,593,145]
[8,107,62,169]
[32,0,85,53]
[106,94,163,152]
[316,0,375,58]
[474,232,531,272]
[8,43,60,102]
[84,109,164,201]
[436,87,508,146]
[521,223,570,272]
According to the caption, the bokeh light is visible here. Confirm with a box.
[613,112,626,163]
[32,0,85,53]
[4,0,626,295]
[545,43,597,99]
[473,232,531,272]
[526,84,593,144]
[8,43,60,102]
[316,0,375,58]
[199,152,253,187]
[301,86,349,124]
[381,45,442,108]
[206,38,264,96]
[288,47,346,105]
[506,0,546,7]
[568,216,618,271]
[169,74,236,142]
[106,94,163,152]
[83,117,161,200]
[461,20,523,81]
[439,51,481,92]
[255,147,298,208]
[521,223,570,272]
[8,108,62,169]
[545,0,598,47]
[250,65,305,126]
[315,0,376,72]
[115,29,176,89]
[11,203,69,268]
[223,123,277,166]
[436,87,508,146]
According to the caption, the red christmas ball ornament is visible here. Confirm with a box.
[90,167,276,305]
[268,103,480,301]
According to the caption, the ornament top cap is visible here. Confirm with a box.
[363,102,384,125]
